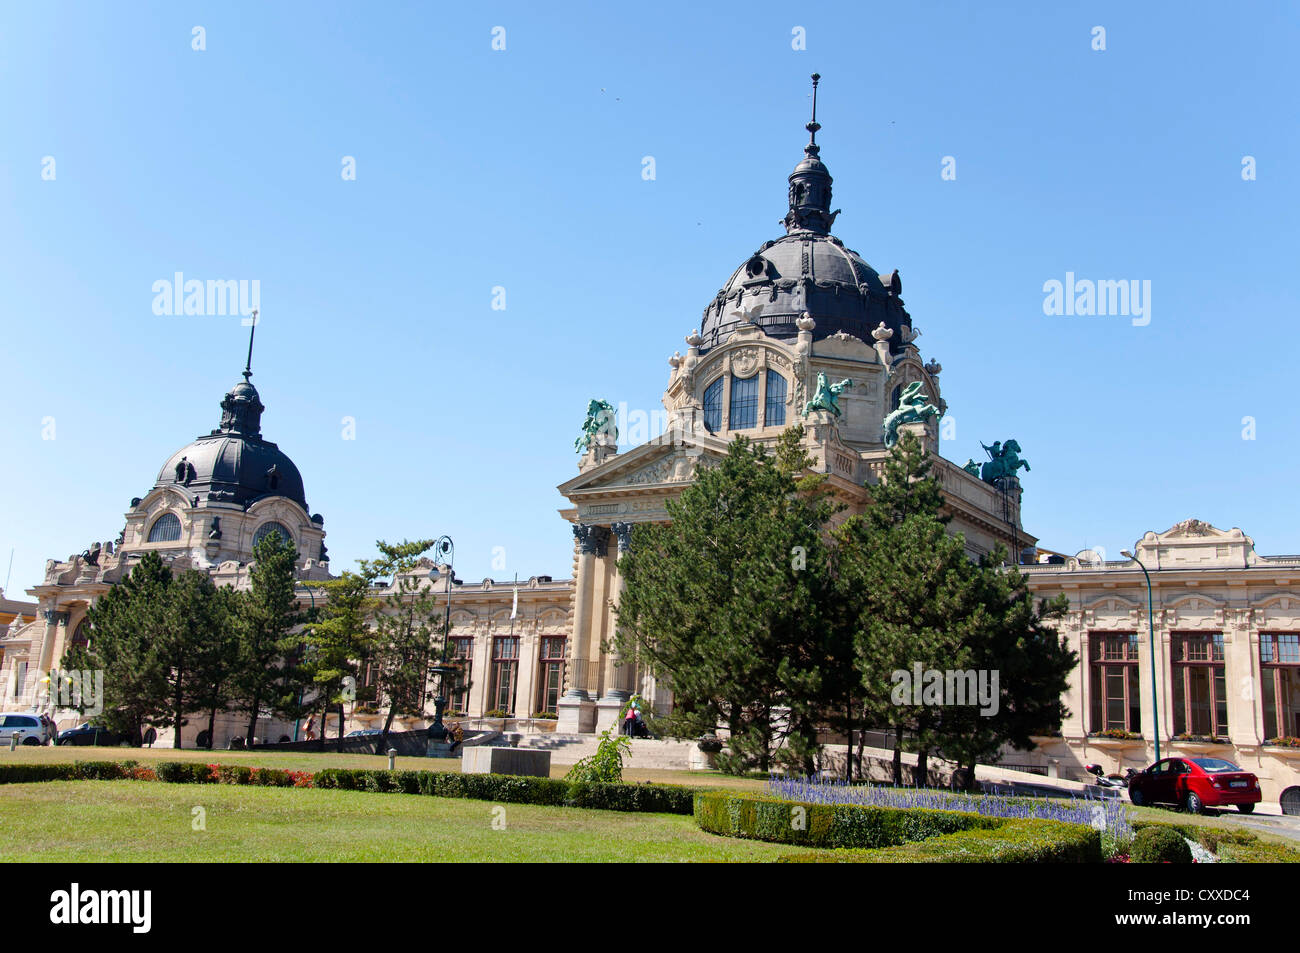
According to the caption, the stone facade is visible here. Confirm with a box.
[1021,520,1300,803]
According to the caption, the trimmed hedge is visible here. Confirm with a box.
[0,761,145,783]
[1131,819,1300,864]
[312,767,695,813]
[695,792,1101,862]
[778,819,1102,863]
[695,791,1003,849]
[1130,826,1192,863]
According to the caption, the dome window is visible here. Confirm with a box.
[729,374,759,431]
[147,513,182,543]
[765,370,787,427]
[702,378,723,433]
[253,521,293,549]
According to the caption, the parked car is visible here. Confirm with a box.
[57,723,124,747]
[1128,756,1262,814]
[346,728,383,737]
[0,712,55,746]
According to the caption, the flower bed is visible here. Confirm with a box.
[767,776,1131,848]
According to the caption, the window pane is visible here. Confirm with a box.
[765,370,787,427]
[1127,666,1141,733]
[253,521,293,547]
[729,375,758,430]
[703,378,723,433]
[148,513,182,542]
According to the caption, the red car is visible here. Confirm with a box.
[1128,756,1262,814]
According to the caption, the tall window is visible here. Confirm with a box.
[253,521,293,548]
[1261,633,1300,741]
[1172,633,1228,737]
[1089,633,1142,734]
[490,636,519,713]
[70,620,89,650]
[765,370,787,427]
[702,377,723,433]
[449,637,473,715]
[729,374,759,430]
[536,637,566,716]
[148,513,182,542]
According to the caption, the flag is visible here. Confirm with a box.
[510,581,518,620]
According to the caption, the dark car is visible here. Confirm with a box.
[1128,756,1262,814]
[346,728,383,737]
[56,723,124,747]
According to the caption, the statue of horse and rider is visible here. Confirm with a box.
[881,380,940,447]
[965,439,1030,484]
[575,398,619,454]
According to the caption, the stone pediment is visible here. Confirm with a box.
[558,433,728,497]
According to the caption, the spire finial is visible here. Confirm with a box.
[243,310,258,381]
[806,73,822,156]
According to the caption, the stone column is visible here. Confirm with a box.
[557,524,603,733]
[595,522,634,733]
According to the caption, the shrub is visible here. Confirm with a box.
[695,791,1100,860]
[311,766,694,814]
[779,818,1102,863]
[0,764,80,784]
[1130,826,1193,864]
[155,762,217,784]
[73,761,131,781]
[250,768,294,787]
[566,729,631,784]
[217,765,254,785]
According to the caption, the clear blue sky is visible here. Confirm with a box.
[3,1,1298,595]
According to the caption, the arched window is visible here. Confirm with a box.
[147,513,182,542]
[71,619,89,649]
[253,521,293,549]
[729,374,759,430]
[765,370,787,427]
[702,377,723,433]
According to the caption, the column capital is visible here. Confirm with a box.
[611,521,634,554]
[574,523,610,557]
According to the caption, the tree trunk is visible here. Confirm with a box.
[845,703,853,782]
[892,720,903,787]
[337,702,345,752]
[916,748,929,788]
[206,706,217,749]
[245,690,261,748]
[380,702,398,753]
[173,666,184,750]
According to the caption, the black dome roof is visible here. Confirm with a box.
[153,375,308,512]
[700,75,913,352]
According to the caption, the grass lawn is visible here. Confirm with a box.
[0,744,767,790]
[0,780,803,862]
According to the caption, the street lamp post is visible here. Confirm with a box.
[425,536,456,752]
[1122,550,1160,762]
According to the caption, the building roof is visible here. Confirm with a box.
[699,74,913,352]
[151,373,308,512]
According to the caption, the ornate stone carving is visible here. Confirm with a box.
[1169,518,1215,537]
[611,521,634,554]
[731,347,761,378]
[573,524,609,557]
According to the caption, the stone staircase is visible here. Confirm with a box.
[517,733,699,770]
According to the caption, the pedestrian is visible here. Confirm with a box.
[305,715,317,741]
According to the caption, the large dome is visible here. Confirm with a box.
[701,233,911,350]
[700,77,913,352]
[153,375,308,511]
